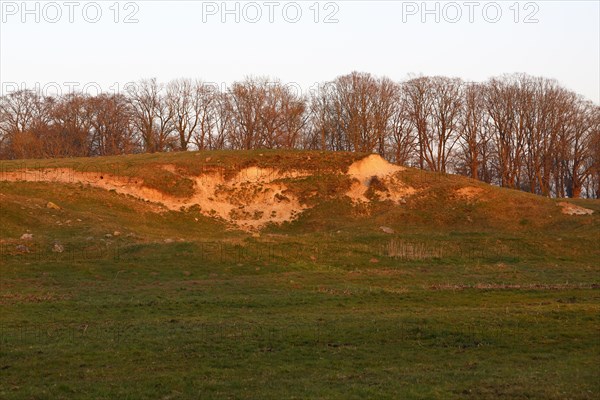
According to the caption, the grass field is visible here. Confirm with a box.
[1,151,598,399]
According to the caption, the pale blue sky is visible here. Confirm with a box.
[1,0,599,102]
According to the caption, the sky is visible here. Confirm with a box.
[1,0,599,102]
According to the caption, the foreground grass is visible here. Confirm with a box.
[1,239,598,399]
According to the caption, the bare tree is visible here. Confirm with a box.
[0,90,52,159]
[166,79,216,151]
[49,93,94,157]
[458,82,488,180]
[485,75,528,189]
[427,77,463,172]
[206,91,233,150]
[88,93,137,156]
[307,82,342,151]
[261,82,307,148]
[228,77,267,149]
[389,83,415,165]
[404,77,433,169]
[309,72,398,155]
[559,95,598,198]
[588,108,600,198]
[127,78,175,152]
[227,77,307,150]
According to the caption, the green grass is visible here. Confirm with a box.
[1,150,599,399]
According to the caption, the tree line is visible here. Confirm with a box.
[1,73,598,198]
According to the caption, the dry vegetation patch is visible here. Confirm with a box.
[455,186,485,202]
[557,202,594,215]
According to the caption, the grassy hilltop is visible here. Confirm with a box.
[0,150,598,399]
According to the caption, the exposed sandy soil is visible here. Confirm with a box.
[455,186,485,201]
[190,166,309,230]
[0,166,306,230]
[557,202,594,215]
[347,154,404,184]
[0,155,415,230]
[345,154,415,203]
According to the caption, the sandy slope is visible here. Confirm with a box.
[0,154,415,230]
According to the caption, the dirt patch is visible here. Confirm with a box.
[160,164,176,173]
[557,202,594,215]
[0,291,70,305]
[427,283,596,291]
[1,168,169,210]
[347,180,370,203]
[186,166,309,230]
[455,186,484,201]
[347,154,404,184]
[345,155,415,204]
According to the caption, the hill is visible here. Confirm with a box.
[1,150,598,263]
